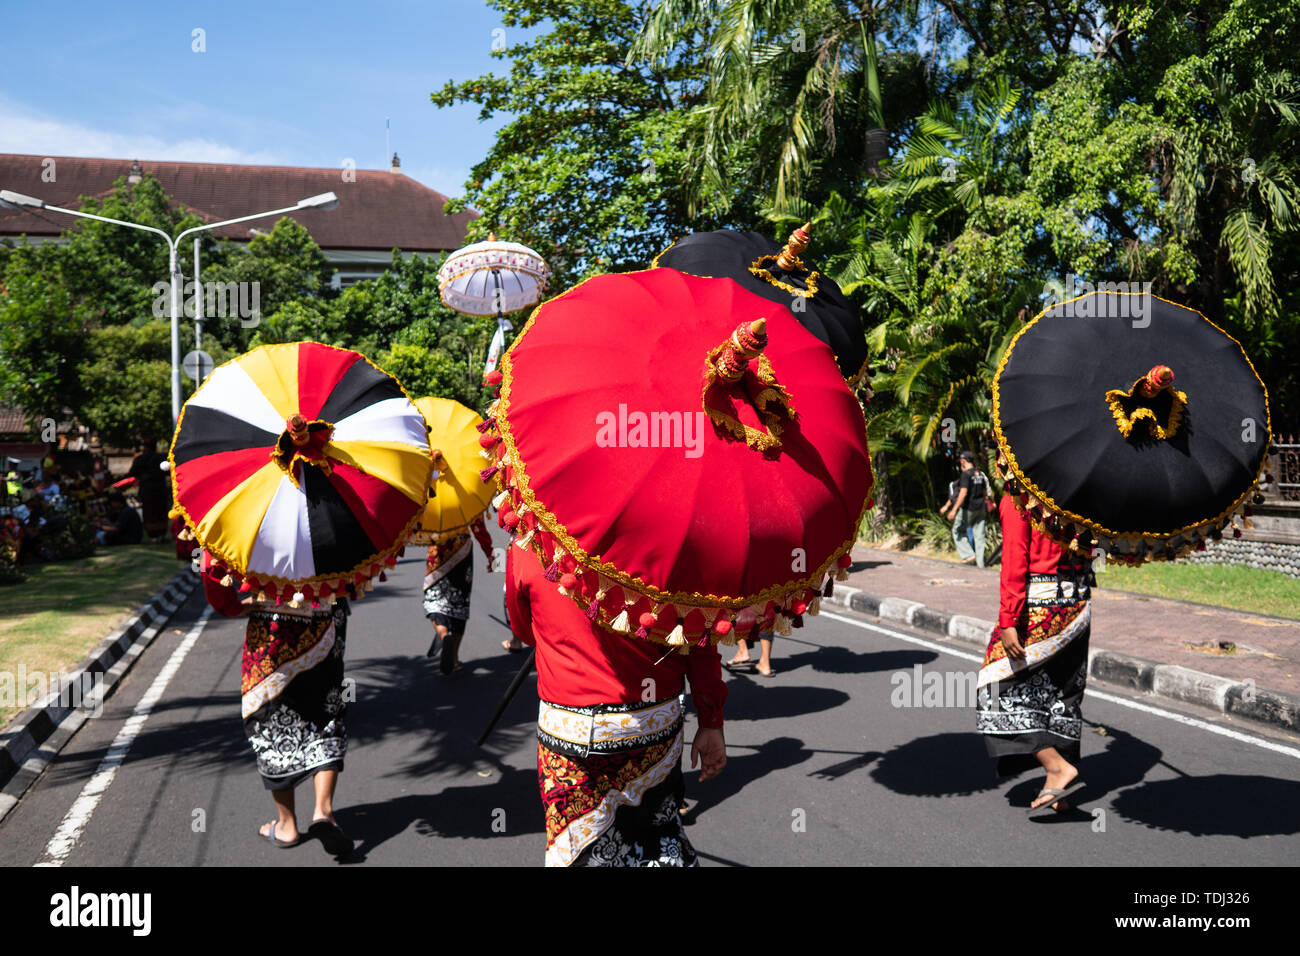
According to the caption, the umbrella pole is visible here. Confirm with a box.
[475,647,536,747]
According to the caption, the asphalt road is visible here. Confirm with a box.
[3,534,1300,867]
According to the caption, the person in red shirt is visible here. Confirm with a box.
[976,468,1094,813]
[506,541,727,866]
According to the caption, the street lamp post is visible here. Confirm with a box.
[0,188,338,421]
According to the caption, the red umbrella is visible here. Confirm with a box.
[480,268,873,650]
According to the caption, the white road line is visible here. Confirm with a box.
[819,610,1300,762]
[36,607,213,867]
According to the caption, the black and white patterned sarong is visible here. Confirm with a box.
[423,539,473,631]
[243,604,349,791]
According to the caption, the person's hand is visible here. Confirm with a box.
[691,726,726,780]
[1000,626,1025,661]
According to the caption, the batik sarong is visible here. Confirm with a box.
[423,535,472,630]
[537,697,696,867]
[242,601,348,790]
[975,575,1090,776]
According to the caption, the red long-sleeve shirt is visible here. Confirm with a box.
[505,543,727,728]
[997,493,1070,630]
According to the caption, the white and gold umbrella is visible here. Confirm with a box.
[437,233,550,375]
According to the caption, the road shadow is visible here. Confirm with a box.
[347,650,538,779]
[681,735,813,823]
[337,766,545,862]
[807,750,884,780]
[775,646,938,676]
[848,560,890,572]
[869,732,1003,797]
[46,691,253,780]
[720,679,851,722]
[1108,774,1300,837]
[999,723,1300,836]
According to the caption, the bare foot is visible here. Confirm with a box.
[260,819,299,843]
[1030,763,1079,810]
[756,663,774,677]
[728,653,751,666]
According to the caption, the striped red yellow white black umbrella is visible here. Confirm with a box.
[168,342,434,604]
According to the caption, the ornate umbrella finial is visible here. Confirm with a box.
[775,222,813,271]
[1138,365,1175,397]
[710,318,769,383]
[286,414,311,447]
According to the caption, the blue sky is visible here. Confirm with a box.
[0,0,527,199]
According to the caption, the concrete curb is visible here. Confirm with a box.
[822,582,1300,736]
[0,568,199,824]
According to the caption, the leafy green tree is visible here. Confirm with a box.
[77,323,174,447]
[248,299,336,347]
[635,0,929,215]
[202,216,334,352]
[247,251,499,408]
[57,173,210,328]
[430,0,739,286]
[376,344,474,406]
[342,253,497,408]
[0,244,88,424]
[0,173,322,442]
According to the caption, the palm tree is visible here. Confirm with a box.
[632,0,901,215]
[1164,70,1300,324]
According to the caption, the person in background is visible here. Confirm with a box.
[37,471,61,501]
[15,490,46,562]
[937,472,960,525]
[507,543,727,866]
[96,489,143,546]
[128,440,169,543]
[725,621,777,677]
[948,451,989,567]
[423,512,495,674]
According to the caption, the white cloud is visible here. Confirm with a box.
[0,97,290,165]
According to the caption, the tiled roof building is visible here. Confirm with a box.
[0,153,476,286]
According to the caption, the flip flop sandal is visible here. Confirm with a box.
[1027,778,1085,813]
[723,661,756,672]
[262,821,301,848]
[308,819,354,857]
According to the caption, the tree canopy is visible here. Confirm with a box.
[2,0,1295,533]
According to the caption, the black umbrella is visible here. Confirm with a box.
[993,291,1271,561]
[653,224,869,385]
